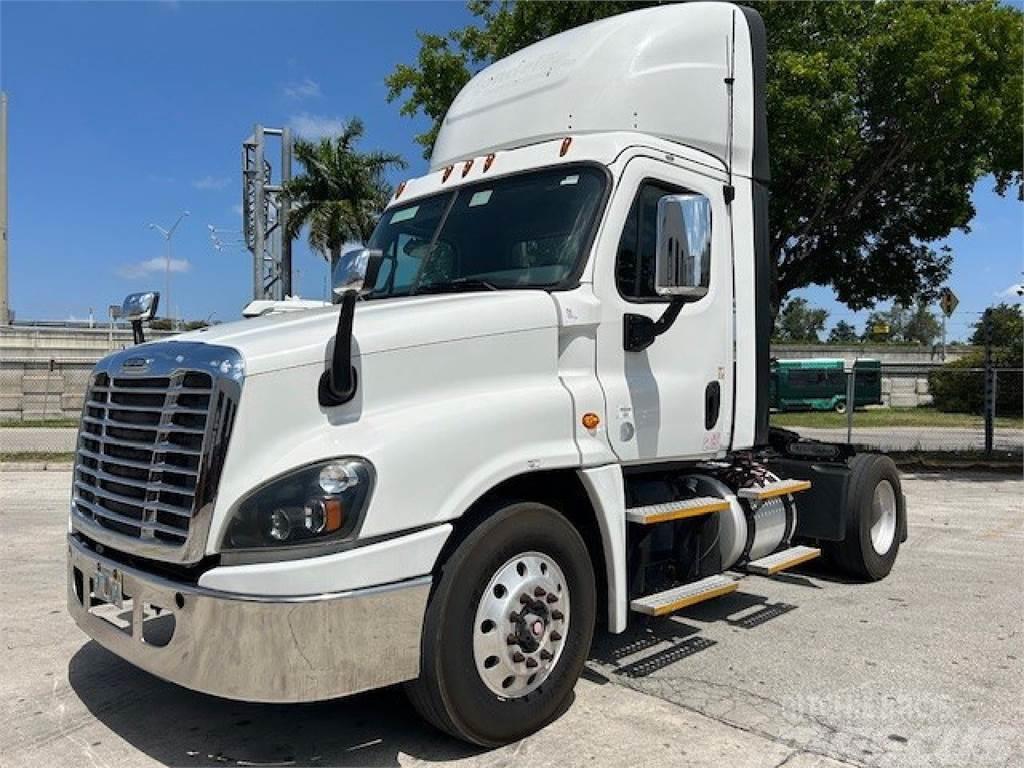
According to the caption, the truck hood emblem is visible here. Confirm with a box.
[121,357,152,372]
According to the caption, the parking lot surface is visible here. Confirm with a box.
[1,470,1021,768]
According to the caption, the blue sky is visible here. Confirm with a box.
[2,1,1021,339]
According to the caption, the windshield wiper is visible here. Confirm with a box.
[415,278,501,295]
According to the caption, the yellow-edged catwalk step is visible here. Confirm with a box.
[745,545,821,576]
[625,496,730,525]
[737,478,812,502]
[630,574,739,616]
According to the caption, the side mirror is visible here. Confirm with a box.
[320,249,383,407]
[121,291,159,322]
[623,194,712,352]
[332,248,384,299]
[121,291,160,345]
[655,194,711,300]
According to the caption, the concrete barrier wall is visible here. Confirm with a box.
[1,326,176,420]
[0,330,970,420]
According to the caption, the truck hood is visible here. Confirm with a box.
[173,291,559,376]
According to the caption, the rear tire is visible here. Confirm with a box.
[834,399,847,414]
[406,501,596,746]
[826,454,904,580]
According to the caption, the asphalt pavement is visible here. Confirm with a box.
[1,470,1021,768]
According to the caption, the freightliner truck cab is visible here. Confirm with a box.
[68,3,906,746]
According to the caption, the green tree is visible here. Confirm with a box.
[901,301,942,346]
[970,303,1024,348]
[864,301,941,344]
[827,320,859,344]
[387,1,1022,311]
[283,118,406,272]
[773,297,828,343]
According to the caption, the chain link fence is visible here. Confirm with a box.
[772,365,1023,458]
[0,357,93,457]
[2,355,1022,461]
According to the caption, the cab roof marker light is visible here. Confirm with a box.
[559,137,572,157]
[483,153,496,172]
[394,180,408,199]
[441,165,454,183]
[462,159,474,177]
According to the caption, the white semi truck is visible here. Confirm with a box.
[68,3,905,746]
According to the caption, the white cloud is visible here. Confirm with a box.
[192,175,231,190]
[284,77,322,100]
[288,113,348,139]
[117,257,191,279]
[997,283,1024,298]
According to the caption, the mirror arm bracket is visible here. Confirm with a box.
[623,296,690,352]
[131,319,145,345]
[319,290,359,407]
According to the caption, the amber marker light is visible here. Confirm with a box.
[582,412,600,430]
[394,180,408,199]
[560,137,573,157]
[483,153,496,172]
[442,165,454,182]
[462,158,474,177]
[323,499,345,533]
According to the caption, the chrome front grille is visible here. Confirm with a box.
[71,342,243,564]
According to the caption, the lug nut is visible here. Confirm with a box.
[534,586,547,598]
[506,634,519,646]
[519,594,531,604]
[551,610,564,621]
[550,630,562,642]
[509,611,521,622]
[539,649,553,661]
[525,657,538,669]
[512,651,525,663]
[546,593,558,604]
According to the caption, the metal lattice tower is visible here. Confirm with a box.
[242,125,292,300]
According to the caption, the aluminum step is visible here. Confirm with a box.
[630,574,739,617]
[745,545,821,576]
[737,479,811,502]
[626,497,730,525]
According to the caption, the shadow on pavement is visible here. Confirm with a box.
[68,641,480,767]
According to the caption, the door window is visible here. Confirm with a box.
[615,180,685,301]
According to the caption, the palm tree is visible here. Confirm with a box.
[283,118,405,273]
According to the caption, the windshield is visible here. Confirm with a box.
[361,166,606,298]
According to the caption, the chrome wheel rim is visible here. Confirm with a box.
[870,479,897,555]
[472,551,569,699]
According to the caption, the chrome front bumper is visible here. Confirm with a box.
[67,535,430,703]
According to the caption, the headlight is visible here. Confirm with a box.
[222,458,374,551]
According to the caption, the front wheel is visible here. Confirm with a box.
[834,399,848,414]
[406,501,596,746]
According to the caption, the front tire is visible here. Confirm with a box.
[407,501,596,746]
[826,454,904,580]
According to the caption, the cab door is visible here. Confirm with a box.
[593,156,734,462]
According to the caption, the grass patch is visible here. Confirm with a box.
[0,418,80,428]
[0,452,75,463]
[772,407,1023,430]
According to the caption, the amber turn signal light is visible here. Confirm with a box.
[582,412,600,430]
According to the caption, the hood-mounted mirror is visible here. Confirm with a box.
[320,248,383,407]
[122,291,160,345]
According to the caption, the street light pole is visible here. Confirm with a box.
[147,210,190,328]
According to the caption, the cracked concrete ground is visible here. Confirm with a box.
[1,470,1021,768]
